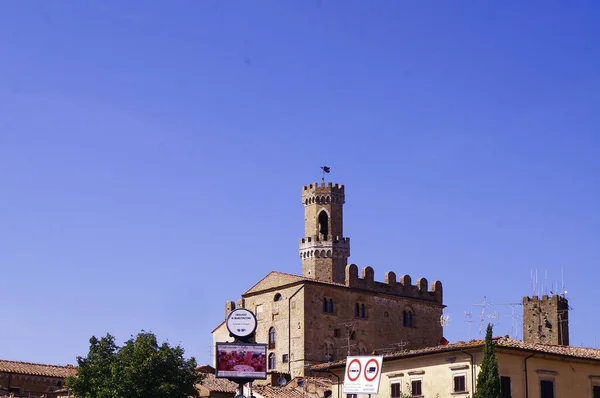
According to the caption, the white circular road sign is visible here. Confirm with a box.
[226,308,257,338]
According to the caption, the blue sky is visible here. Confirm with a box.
[1,1,599,366]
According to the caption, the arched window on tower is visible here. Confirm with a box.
[403,309,414,327]
[274,293,282,301]
[268,353,276,370]
[360,304,366,318]
[318,210,329,239]
[328,299,334,313]
[355,303,360,318]
[269,327,276,349]
[323,298,328,313]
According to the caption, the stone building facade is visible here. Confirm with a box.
[212,181,445,382]
[0,359,76,398]
[522,294,570,346]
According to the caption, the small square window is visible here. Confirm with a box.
[334,328,341,338]
[282,354,289,363]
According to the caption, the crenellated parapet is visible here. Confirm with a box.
[302,182,345,205]
[299,236,350,259]
[344,264,443,303]
[522,294,568,306]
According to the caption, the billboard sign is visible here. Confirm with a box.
[342,356,383,394]
[215,343,267,380]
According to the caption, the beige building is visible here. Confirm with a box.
[0,359,76,398]
[212,181,444,383]
[313,336,600,398]
[313,293,584,398]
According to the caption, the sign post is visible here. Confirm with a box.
[216,308,265,398]
[342,356,384,397]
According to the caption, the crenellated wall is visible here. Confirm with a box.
[344,264,443,304]
[302,182,345,205]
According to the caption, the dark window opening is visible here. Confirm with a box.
[268,353,276,370]
[323,298,328,313]
[403,310,414,327]
[350,331,357,340]
[334,328,341,338]
[411,380,422,396]
[501,376,512,398]
[269,327,276,349]
[360,304,366,318]
[274,293,282,301]
[324,344,335,362]
[318,210,329,238]
[593,385,600,398]
[282,354,289,363]
[391,382,401,398]
[454,375,466,392]
[540,380,554,398]
[328,299,334,313]
[355,303,360,317]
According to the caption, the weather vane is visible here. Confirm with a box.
[320,166,330,182]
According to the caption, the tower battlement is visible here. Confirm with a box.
[522,294,568,305]
[344,264,443,304]
[300,236,350,244]
[302,182,345,205]
[302,182,345,192]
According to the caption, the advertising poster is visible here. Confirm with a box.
[215,343,267,380]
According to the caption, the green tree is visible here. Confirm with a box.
[473,324,501,398]
[66,331,203,398]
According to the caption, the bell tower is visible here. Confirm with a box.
[299,182,350,283]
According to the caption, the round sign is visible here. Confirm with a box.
[364,358,380,382]
[346,358,362,382]
[226,309,257,338]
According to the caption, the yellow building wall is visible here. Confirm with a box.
[328,349,600,398]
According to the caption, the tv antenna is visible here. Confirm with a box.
[440,314,451,327]
[464,311,473,340]
[561,268,568,298]
[474,296,490,338]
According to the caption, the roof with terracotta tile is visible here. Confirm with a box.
[252,376,332,398]
[243,271,347,296]
[197,372,238,393]
[0,360,76,378]
[311,337,600,370]
[253,385,309,398]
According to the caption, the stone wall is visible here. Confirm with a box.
[522,295,569,345]
[0,372,66,398]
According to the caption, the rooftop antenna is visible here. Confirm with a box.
[320,166,330,182]
[464,311,473,340]
[440,314,451,328]
[488,310,501,329]
[474,296,489,338]
[561,268,568,298]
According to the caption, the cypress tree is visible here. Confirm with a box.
[473,324,501,398]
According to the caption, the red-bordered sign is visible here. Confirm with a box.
[343,356,384,395]
[364,358,380,382]
[346,358,362,382]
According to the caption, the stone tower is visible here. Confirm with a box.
[522,295,569,345]
[299,182,350,283]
